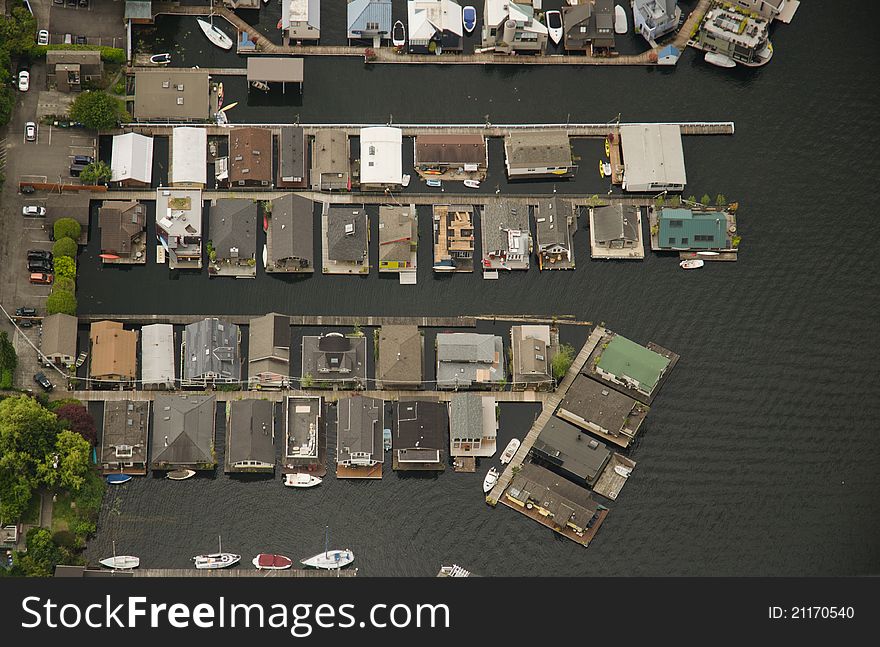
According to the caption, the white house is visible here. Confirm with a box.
[632,0,680,44]
[141,323,175,390]
[407,0,463,53]
[283,0,321,42]
[110,132,153,187]
[171,127,207,187]
[359,126,403,191]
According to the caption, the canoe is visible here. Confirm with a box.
[99,555,140,569]
[106,474,132,485]
[614,5,628,35]
[166,469,196,481]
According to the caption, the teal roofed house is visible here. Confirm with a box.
[658,208,729,250]
[596,335,670,398]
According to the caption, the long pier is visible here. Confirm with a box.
[486,326,605,505]
[76,314,475,327]
[133,568,356,577]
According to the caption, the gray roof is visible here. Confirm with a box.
[134,69,211,121]
[505,131,572,169]
[312,130,349,190]
[151,394,216,468]
[101,400,150,467]
[558,374,639,435]
[534,198,571,250]
[183,318,241,383]
[279,126,307,183]
[377,325,422,386]
[437,333,505,388]
[532,416,612,484]
[248,313,289,380]
[507,463,599,530]
[592,204,639,243]
[394,400,447,461]
[378,205,416,264]
[449,393,490,440]
[302,333,367,383]
[209,199,257,261]
[125,1,153,20]
[269,194,314,265]
[511,325,552,383]
[481,198,530,257]
[226,400,275,467]
[336,395,383,463]
[41,313,78,360]
[327,206,368,262]
[619,124,686,190]
[348,0,392,34]
[246,57,304,83]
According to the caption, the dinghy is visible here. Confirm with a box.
[106,474,131,485]
[166,468,196,481]
[679,259,705,270]
[392,20,406,48]
[704,51,736,68]
[150,53,171,65]
[463,179,480,189]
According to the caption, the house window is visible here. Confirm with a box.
[669,220,683,227]
[694,234,714,242]
[668,237,676,245]
[366,22,379,30]
[680,237,689,245]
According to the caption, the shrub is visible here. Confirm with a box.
[54,218,82,241]
[551,343,575,381]
[54,276,75,293]
[46,289,77,316]
[68,91,130,131]
[52,237,78,258]
[32,45,126,64]
[52,530,77,549]
[55,403,97,446]
[700,194,711,206]
[0,368,12,390]
[54,256,77,280]
[79,161,111,185]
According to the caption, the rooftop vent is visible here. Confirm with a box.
[177,97,184,105]
[162,81,170,88]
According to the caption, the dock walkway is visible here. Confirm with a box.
[76,314,474,327]
[133,568,356,577]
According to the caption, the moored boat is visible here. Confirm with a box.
[604,137,611,158]
[197,17,234,51]
[392,20,406,47]
[106,473,132,485]
[500,438,520,464]
[599,159,606,178]
[262,244,268,269]
[150,53,171,65]
[401,173,411,187]
[546,10,563,45]
[704,51,736,68]
[463,179,480,189]
[284,472,322,488]
[252,554,293,570]
[614,5,628,34]
[602,161,612,176]
[679,259,705,270]
[426,178,441,188]
[250,80,270,92]
[166,468,196,481]
[193,536,239,569]
[100,555,140,569]
[301,526,354,570]
[463,6,477,34]
[697,251,720,256]
[614,465,632,478]
[483,467,499,493]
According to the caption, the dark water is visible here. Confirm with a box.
[83,3,880,576]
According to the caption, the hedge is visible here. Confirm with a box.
[31,45,126,64]
[46,289,77,316]
[53,218,82,242]
[52,237,78,259]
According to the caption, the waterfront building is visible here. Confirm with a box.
[562,3,593,52]
[414,135,487,175]
[207,199,257,278]
[285,396,323,472]
[448,394,497,458]
[100,401,150,475]
[141,323,175,390]
[150,394,216,471]
[248,313,291,389]
[656,44,682,64]
[534,198,575,270]
[46,50,102,93]
[589,204,643,259]
[170,127,207,187]
[247,58,304,94]
[393,400,448,471]
[347,0,393,43]
[266,194,315,273]
[324,204,369,274]
[225,400,275,473]
[98,201,147,264]
[656,207,731,251]
[592,335,671,401]
[282,0,321,42]
[277,126,308,189]
[181,318,241,387]
[407,0,464,54]
[359,127,403,191]
[378,205,417,272]
[155,187,203,270]
[110,133,153,187]
[531,417,612,488]
[505,463,601,536]
[436,332,505,390]
[730,0,799,23]
[481,198,531,272]
[619,124,686,192]
[41,313,77,367]
[632,0,681,44]
[504,131,577,179]
[133,69,210,121]
[376,325,423,389]
[556,375,648,449]
[336,395,384,477]
[226,127,273,188]
[432,204,474,272]
[301,333,367,388]
[89,321,137,387]
[695,6,772,66]
[510,325,553,390]
[482,0,549,55]
[311,129,350,191]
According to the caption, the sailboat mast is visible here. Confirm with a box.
[218,534,222,554]
[324,526,329,558]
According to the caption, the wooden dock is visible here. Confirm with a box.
[76,314,475,327]
[486,326,605,505]
[133,568,356,577]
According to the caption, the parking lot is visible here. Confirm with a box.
[19,127,97,185]
[45,0,126,47]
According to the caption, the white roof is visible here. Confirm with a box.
[171,127,207,185]
[485,0,545,32]
[360,127,403,185]
[141,324,175,387]
[408,0,463,40]
[619,124,687,189]
[284,0,321,29]
[111,132,153,184]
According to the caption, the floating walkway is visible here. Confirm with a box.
[76,314,475,327]
[133,568,357,577]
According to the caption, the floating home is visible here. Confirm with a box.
[248,313,291,389]
[510,325,554,390]
[99,201,147,264]
[171,127,207,188]
[150,394,217,472]
[265,194,315,273]
[589,204,644,259]
[156,187,203,269]
[414,134,487,180]
[393,400,448,472]
[652,207,736,252]
[531,417,613,489]
[207,199,257,278]
[41,313,77,367]
[584,333,676,405]
[378,204,417,274]
[376,325,423,389]
[359,127,403,191]
[619,124,686,193]
[141,323,175,390]
[225,400,275,473]
[407,0,463,54]
[432,204,474,272]
[133,69,211,122]
[436,332,505,390]
[449,394,497,458]
[534,198,576,270]
[481,198,531,273]
[285,396,324,476]
[110,133,153,187]
[301,332,367,388]
[311,130,350,191]
[504,131,577,180]
[181,318,241,388]
[336,395,384,479]
[556,375,648,449]
[101,401,150,475]
[276,126,308,188]
[323,204,369,274]
[89,321,137,387]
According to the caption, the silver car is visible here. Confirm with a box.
[25,122,36,142]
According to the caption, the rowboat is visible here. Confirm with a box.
[463,179,480,189]
[483,467,499,493]
[500,438,520,464]
[392,20,406,48]
[284,472,322,488]
[166,468,196,481]
[614,5,628,34]
[679,259,704,270]
[250,80,270,92]
[197,17,233,51]
[614,465,632,478]
[704,51,736,68]
[252,554,293,570]
[106,474,131,485]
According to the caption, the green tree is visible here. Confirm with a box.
[687,195,696,204]
[68,91,130,131]
[52,236,78,259]
[301,373,314,388]
[53,276,75,293]
[16,528,61,577]
[46,289,77,315]
[38,430,91,491]
[551,343,575,381]
[79,161,111,185]
[53,218,82,241]
[700,194,711,206]
[715,193,726,207]
[0,7,38,57]
[0,87,13,128]
[54,256,76,280]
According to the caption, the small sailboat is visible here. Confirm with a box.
[697,251,720,256]
[106,473,132,485]
[166,468,196,481]
[545,10,563,45]
[463,6,477,34]
[197,16,234,51]
[392,20,406,48]
[679,259,705,270]
[463,179,480,189]
[150,53,171,65]
[483,467,499,493]
[100,543,140,570]
[193,536,240,569]
[500,438,520,464]
[614,5,628,35]
[284,472,322,488]
[301,526,354,570]
[614,465,632,478]
[704,51,736,68]
[252,553,293,570]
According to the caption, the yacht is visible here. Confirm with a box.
[483,467,499,493]
[500,438,520,464]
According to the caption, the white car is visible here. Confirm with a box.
[25,122,37,142]
[18,71,29,92]
[38,30,49,46]
[22,206,47,217]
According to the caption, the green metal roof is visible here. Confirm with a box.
[658,208,728,250]
[597,335,670,392]
[125,1,152,21]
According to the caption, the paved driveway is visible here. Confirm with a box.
[46,0,126,47]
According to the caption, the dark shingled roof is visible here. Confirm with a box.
[394,400,448,463]
[269,193,314,264]
[327,206,368,262]
[226,399,275,467]
[532,416,612,485]
[209,199,257,261]
[151,394,216,468]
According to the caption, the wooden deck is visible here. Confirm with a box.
[336,463,382,479]
[133,568,357,577]
[499,497,609,548]
[592,454,636,501]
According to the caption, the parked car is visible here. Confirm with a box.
[28,260,53,273]
[63,33,72,44]
[19,320,34,329]
[29,273,53,285]
[34,372,54,392]
[15,307,37,317]
[78,0,89,6]
[18,70,29,92]
[38,30,49,46]
[75,35,86,45]
[73,154,94,165]
[27,250,52,261]
[69,163,87,177]
[25,122,36,142]
[22,205,46,217]
[21,185,35,195]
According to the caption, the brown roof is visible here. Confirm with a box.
[90,321,137,380]
[246,57,304,83]
[229,127,273,184]
[42,313,78,360]
[99,202,146,255]
[415,134,487,165]
[133,69,211,121]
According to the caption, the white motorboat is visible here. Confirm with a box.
[614,465,632,478]
[704,51,736,68]
[284,472,322,488]
[426,178,441,188]
[197,17,234,51]
[193,536,240,569]
[252,554,293,570]
[500,438,520,464]
[301,526,354,569]
[545,10,563,45]
[463,179,480,189]
[166,468,196,480]
[392,20,406,48]
[262,244,268,269]
[679,259,705,270]
[614,5,628,35]
[697,251,720,256]
[483,467,499,493]
[100,555,140,569]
